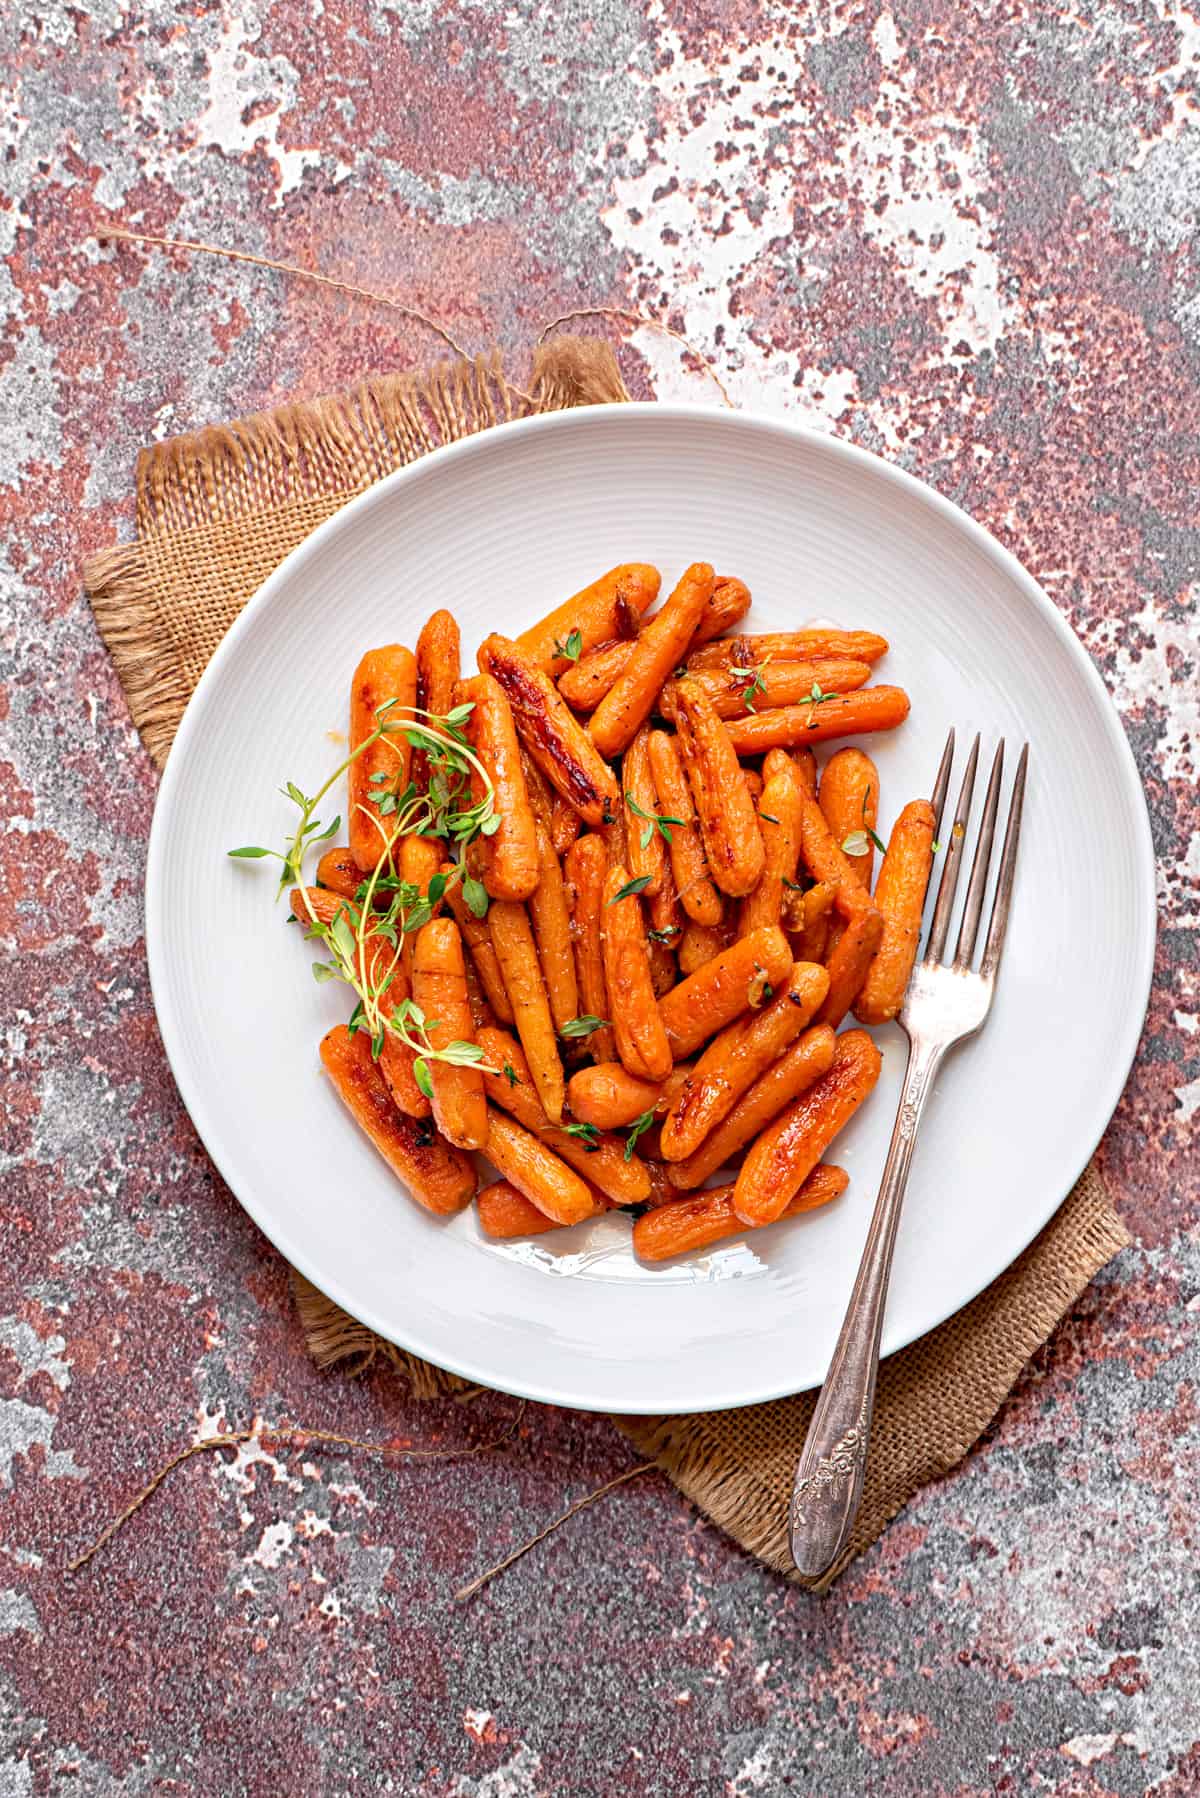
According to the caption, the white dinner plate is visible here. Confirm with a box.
[146,404,1155,1414]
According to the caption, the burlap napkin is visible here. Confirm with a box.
[84,337,1130,1589]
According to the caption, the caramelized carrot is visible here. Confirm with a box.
[478,1027,650,1206]
[659,961,830,1161]
[348,645,417,873]
[792,746,818,798]
[479,634,620,826]
[740,767,803,936]
[634,1165,849,1261]
[565,1060,692,1131]
[796,880,836,964]
[648,937,677,997]
[657,925,793,1058]
[589,563,715,758]
[484,1106,598,1226]
[798,789,870,894]
[678,917,733,975]
[818,903,883,1027]
[557,639,633,712]
[647,730,723,927]
[855,799,936,1025]
[456,672,540,901]
[319,1025,474,1214]
[462,951,495,1031]
[685,658,872,720]
[723,686,911,753]
[665,1025,837,1191]
[742,767,763,802]
[398,834,444,985]
[411,919,487,1150]
[623,724,665,897]
[564,835,616,1065]
[688,628,889,670]
[441,870,515,1027]
[734,1029,881,1226]
[412,609,460,794]
[550,792,582,858]
[477,1178,562,1239]
[316,846,368,903]
[528,817,579,1030]
[669,677,765,897]
[818,747,880,890]
[691,574,752,645]
[487,900,565,1123]
[517,564,660,674]
[601,863,674,1082]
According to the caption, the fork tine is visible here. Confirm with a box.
[930,727,955,837]
[979,743,1029,981]
[953,740,1005,969]
[923,733,980,964]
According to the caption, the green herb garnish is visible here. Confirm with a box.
[624,792,684,850]
[623,1110,656,1160]
[553,628,583,663]
[565,1121,602,1152]
[609,875,653,905]
[560,1015,608,1039]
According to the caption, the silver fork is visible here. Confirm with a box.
[789,728,1029,1580]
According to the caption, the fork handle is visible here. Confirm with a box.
[789,1035,944,1579]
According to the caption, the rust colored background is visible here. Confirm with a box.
[2,1,1198,1792]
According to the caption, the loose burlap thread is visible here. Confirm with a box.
[84,337,1130,1589]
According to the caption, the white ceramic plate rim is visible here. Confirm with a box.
[145,402,1156,1411]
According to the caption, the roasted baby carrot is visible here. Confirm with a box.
[601,863,674,1082]
[739,766,803,936]
[589,563,715,758]
[565,1060,692,1131]
[563,835,616,1065]
[647,730,723,927]
[479,634,620,826]
[792,746,818,797]
[659,960,830,1161]
[487,900,565,1123]
[348,644,417,873]
[648,937,677,997]
[412,609,460,793]
[688,628,889,670]
[411,919,488,1151]
[723,686,911,753]
[818,747,880,890]
[817,902,883,1027]
[734,1028,882,1226]
[855,799,936,1024]
[665,1025,837,1191]
[319,1025,474,1214]
[516,564,660,674]
[669,677,765,898]
[623,723,666,898]
[657,924,793,1058]
[441,869,515,1026]
[462,952,495,1031]
[795,880,836,964]
[686,658,872,720]
[634,1165,849,1261]
[798,788,870,894]
[484,1106,598,1226]
[477,1178,563,1239]
[557,639,632,711]
[478,1027,650,1206]
[316,846,368,903]
[677,917,733,975]
[456,672,540,901]
[550,792,582,858]
[528,817,579,1030]
[691,574,752,645]
[399,833,444,985]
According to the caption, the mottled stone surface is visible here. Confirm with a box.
[2,1,1198,1791]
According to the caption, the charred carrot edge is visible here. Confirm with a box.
[478,1027,650,1206]
[563,835,617,1065]
[477,1178,561,1238]
[316,846,368,903]
[557,639,633,711]
[456,672,540,901]
[441,870,515,1026]
[348,644,417,873]
[516,564,660,674]
[688,628,889,670]
[528,817,580,1030]
[855,799,936,1025]
[319,1025,475,1214]
[479,634,620,826]
[412,919,488,1151]
[818,747,880,890]
[623,723,665,898]
[723,686,911,753]
[739,766,804,936]
[601,863,674,1083]
[816,904,883,1028]
[484,1106,599,1226]
[669,677,765,898]
[647,729,724,928]
[690,575,752,646]
[734,1028,882,1226]
[589,563,716,758]
[633,1165,849,1261]
[487,900,565,1123]
[687,658,872,720]
[659,960,830,1161]
[412,609,460,794]
[658,925,794,1059]
[665,1024,837,1191]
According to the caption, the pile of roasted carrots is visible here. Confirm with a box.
[292,562,935,1263]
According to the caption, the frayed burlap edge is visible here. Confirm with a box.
[83,332,1133,1587]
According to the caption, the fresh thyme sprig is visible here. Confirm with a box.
[623,1110,656,1161]
[624,792,684,850]
[841,785,887,858]
[553,628,583,663]
[803,682,839,729]
[729,658,770,711]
